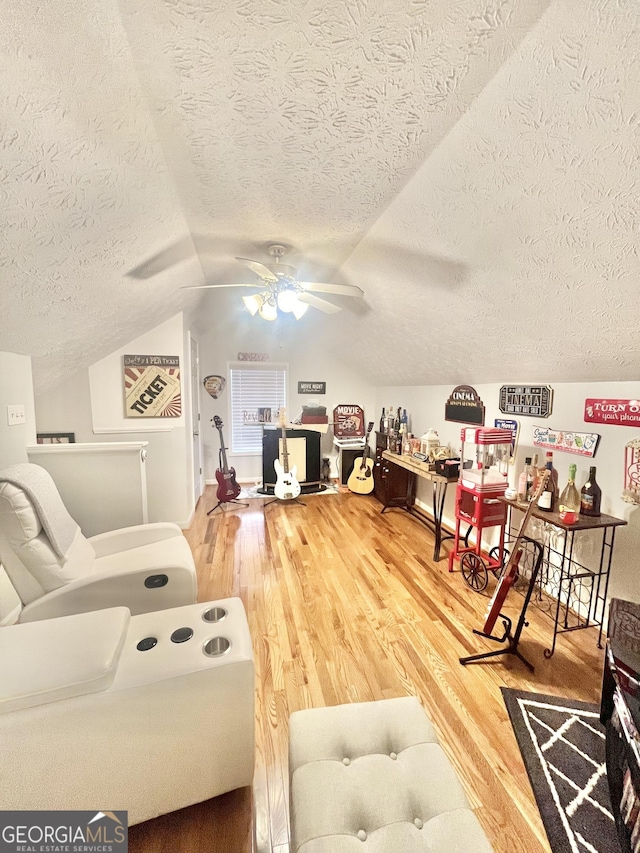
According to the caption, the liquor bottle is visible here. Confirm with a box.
[401,409,408,431]
[528,452,539,501]
[394,407,401,432]
[559,464,581,524]
[580,466,602,517]
[538,452,558,512]
[387,405,395,433]
[379,408,386,433]
[517,457,532,503]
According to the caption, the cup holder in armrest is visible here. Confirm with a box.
[203,637,231,658]
[202,606,227,623]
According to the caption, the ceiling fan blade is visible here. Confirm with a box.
[297,292,341,314]
[180,282,264,291]
[236,257,278,283]
[298,281,364,297]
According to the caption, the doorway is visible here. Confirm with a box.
[190,336,204,506]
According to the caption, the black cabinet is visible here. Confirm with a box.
[600,598,640,852]
[373,432,415,508]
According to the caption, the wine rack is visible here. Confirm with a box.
[501,499,627,658]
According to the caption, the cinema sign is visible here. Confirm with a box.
[124,355,182,418]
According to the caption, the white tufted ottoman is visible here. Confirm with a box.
[289,696,494,853]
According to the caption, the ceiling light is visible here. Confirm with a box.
[242,293,264,316]
[258,298,278,321]
[291,300,309,320]
[277,289,299,313]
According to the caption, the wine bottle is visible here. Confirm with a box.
[580,466,602,517]
[559,464,580,524]
[379,407,386,433]
[538,452,558,512]
[517,457,532,503]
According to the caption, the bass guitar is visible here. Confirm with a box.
[347,422,375,495]
[274,409,301,500]
[213,416,241,503]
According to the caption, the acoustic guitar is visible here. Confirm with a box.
[347,422,375,495]
[213,416,241,503]
[482,468,550,635]
[274,409,301,501]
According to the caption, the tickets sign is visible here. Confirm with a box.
[124,355,181,418]
[584,399,640,427]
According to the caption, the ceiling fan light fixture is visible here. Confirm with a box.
[276,288,300,313]
[291,300,309,320]
[258,297,278,321]
[242,293,263,316]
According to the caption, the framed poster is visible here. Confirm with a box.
[124,355,181,418]
[36,433,75,444]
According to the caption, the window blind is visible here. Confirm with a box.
[229,365,287,453]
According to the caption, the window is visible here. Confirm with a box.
[229,362,287,453]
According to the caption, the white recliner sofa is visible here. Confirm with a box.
[0,463,197,623]
[0,584,255,824]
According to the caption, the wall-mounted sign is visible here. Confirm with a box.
[333,404,365,437]
[494,418,519,462]
[533,427,600,457]
[445,385,485,425]
[237,352,269,362]
[203,375,226,398]
[584,398,640,427]
[124,355,181,418]
[243,407,274,425]
[623,439,640,505]
[499,385,553,418]
[298,381,326,395]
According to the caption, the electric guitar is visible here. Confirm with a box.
[213,416,241,503]
[482,469,550,635]
[347,422,375,495]
[273,409,301,500]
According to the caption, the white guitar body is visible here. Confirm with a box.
[273,459,301,500]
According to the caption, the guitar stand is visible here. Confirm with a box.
[262,497,306,508]
[459,539,543,673]
[207,498,250,515]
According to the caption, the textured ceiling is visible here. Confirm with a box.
[1,0,639,391]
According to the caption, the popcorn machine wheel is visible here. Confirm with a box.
[447,427,513,592]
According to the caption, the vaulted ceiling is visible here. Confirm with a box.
[2,0,639,393]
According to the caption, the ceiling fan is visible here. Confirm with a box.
[181,244,364,320]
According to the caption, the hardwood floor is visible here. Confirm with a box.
[129,486,605,853]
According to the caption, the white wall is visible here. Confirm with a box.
[194,290,376,482]
[36,314,195,526]
[0,352,37,469]
[375,380,640,605]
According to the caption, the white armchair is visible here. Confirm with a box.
[0,463,197,623]
[0,597,255,823]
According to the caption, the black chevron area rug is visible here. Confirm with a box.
[502,688,621,853]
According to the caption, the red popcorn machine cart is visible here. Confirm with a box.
[448,427,513,591]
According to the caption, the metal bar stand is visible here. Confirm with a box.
[460,540,543,672]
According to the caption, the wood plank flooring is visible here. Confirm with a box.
[129,486,605,853]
